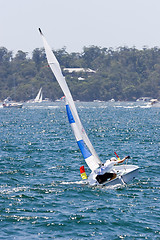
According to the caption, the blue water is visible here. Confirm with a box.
[0,102,159,239]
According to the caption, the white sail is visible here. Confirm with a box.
[39,91,43,102]
[39,28,102,170]
[35,87,42,103]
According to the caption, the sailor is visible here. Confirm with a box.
[88,156,130,185]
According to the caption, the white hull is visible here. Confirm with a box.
[101,165,139,187]
[3,103,23,108]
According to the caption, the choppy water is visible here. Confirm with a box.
[0,101,159,239]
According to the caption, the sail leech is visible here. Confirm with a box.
[39,28,102,170]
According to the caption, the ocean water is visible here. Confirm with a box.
[0,101,159,240]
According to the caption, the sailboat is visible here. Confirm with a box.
[39,28,139,187]
[34,87,43,103]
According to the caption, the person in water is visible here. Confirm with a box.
[88,156,130,185]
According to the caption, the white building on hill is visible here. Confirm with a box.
[63,68,96,73]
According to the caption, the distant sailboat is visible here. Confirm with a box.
[34,87,43,103]
[39,28,139,187]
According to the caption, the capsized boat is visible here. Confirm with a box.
[39,28,139,186]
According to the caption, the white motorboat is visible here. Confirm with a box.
[3,97,23,108]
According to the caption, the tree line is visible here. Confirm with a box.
[0,45,160,102]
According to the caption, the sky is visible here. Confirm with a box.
[1,0,160,55]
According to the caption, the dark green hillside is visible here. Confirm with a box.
[0,45,160,101]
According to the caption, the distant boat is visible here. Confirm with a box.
[136,97,151,102]
[55,96,65,102]
[147,98,160,107]
[43,98,51,102]
[109,98,115,102]
[3,97,23,108]
[34,87,42,103]
[26,88,43,103]
[93,100,104,103]
[39,28,139,187]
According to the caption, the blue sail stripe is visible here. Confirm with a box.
[77,140,92,159]
[66,104,92,159]
[66,104,75,124]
